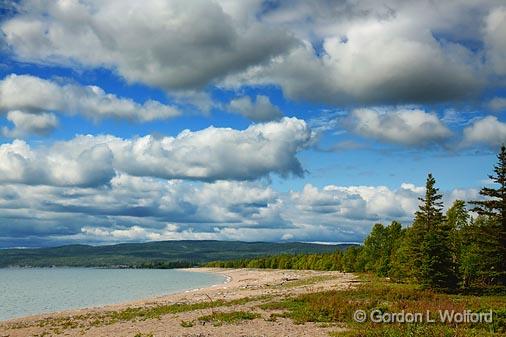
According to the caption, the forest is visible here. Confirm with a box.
[0,239,348,268]
[207,146,506,292]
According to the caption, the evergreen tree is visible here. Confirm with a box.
[470,145,506,222]
[460,216,503,287]
[470,145,506,286]
[412,173,457,290]
[415,173,444,230]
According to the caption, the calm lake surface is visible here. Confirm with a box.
[0,268,225,321]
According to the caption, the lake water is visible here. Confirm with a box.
[0,268,225,321]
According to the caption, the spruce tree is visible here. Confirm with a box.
[470,145,506,286]
[412,173,457,290]
[415,173,444,230]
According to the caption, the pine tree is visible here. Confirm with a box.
[470,145,506,285]
[412,173,457,290]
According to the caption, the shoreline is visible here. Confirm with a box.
[0,268,357,337]
[0,267,231,323]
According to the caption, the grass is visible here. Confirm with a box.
[10,296,261,336]
[272,274,336,289]
[197,311,261,326]
[180,320,194,327]
[8,273,506,337]
[90,297,253,324]
[259,274,506,337]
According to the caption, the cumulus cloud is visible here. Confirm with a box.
[0,169,482,246]
[3,0,502,107]
[0,74,180,124]
[0,176,291,246]
[344,108,452,146]
[462,116,506,146]
[228,95,282,122]
[489,97,506,112]
[236,38,480,106]
[1,0,296,91]
[0,117,312,186]
[2,110,58,137]
[484,6,506,75]
[290,183,422,224]
[0,139,115,187]
[0,0,502,247]
[222,0,490,105]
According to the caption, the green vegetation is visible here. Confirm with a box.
[180,320,194,327]
[197,311,261,326]
[469,145,506,286]
[411,173,457,290]
[210,146,506,294]
[259,274,506,336]
[24,296,261,335]
[7,146,506,337]
[0,240,350,268]
[206,251,345,270]
[99,297,255,324]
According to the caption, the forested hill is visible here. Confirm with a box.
[0,240,354,268]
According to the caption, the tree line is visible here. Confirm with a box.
[207,146,506,292]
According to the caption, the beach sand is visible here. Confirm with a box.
[0,268,357,337]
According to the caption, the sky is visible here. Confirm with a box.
[0,0,505,248]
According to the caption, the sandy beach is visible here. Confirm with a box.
[0,268,357,337]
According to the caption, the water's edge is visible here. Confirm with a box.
[0,268,227,322]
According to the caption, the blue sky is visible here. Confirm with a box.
[0,0,505,248]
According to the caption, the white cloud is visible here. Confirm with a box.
[484,6,506,75]
[462,116,506,146]
[228,95,282,122]
[0,117,312,186]
[0,171,481,246]
[0,176,291,244]
[289,183,421,224]
[344,107,452,146]
[2,110,58,137]
[223,0,487,105]
[0,74,180,124]
[1,0,296,91]
[488,97,506,112]
[0,139,115,187]
[3,0,500,107]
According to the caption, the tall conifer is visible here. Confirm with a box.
[470,145,506,285]
[412,174,456,290]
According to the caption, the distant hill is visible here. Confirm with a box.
[0,240,356,268]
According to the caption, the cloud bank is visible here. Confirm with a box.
[1,0,296,91]
[0,117,312,186]
[0,173,476,247]
[3,0,504,107]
